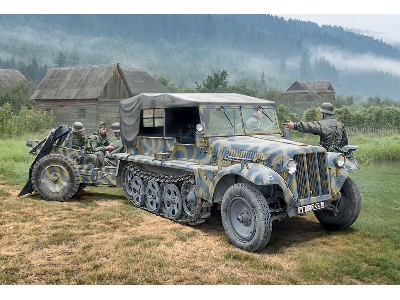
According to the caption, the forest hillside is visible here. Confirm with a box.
[1,14,400,101]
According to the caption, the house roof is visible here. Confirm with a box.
[284,80,335,97]
[0,69,33,92]
[30,64,117,100]
[121,69,171,95]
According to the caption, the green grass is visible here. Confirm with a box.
[0,132,46,187]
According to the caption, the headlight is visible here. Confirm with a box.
[333,154,345,168]
[284,159,297,175]
[196,123,204,133]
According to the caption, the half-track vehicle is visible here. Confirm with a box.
[20,93,361,252]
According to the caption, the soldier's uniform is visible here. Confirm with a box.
[88,122,114,168]
[104,122,125,167]
[246,115,263,132]
[292,103,348,153]
[69,134,86,149]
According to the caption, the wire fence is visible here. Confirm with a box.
[347,127,400,135]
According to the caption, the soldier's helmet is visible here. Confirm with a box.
[320,102,334,114]
[72,121,85,132]
[111,122,120,133]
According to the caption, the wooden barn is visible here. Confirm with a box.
[31,64,171,132]
[0,69,35,93]
[283,80,335,103]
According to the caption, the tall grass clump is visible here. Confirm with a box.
[0,132,46,186]
[352,134,400,162]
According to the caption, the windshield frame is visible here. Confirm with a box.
[199,105,280,136]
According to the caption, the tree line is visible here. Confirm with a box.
[2,69,400,138]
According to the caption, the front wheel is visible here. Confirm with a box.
[221,183,272,252]
[314,177,361,230]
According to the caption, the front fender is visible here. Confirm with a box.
[217,163,285,186]
[195,162,293,203]
[327,152,360,196]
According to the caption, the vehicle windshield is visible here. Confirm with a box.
[202,106,279,135]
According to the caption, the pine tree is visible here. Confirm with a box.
[259,71,266,92]
[299,51,312,80]
[54,52,67,67]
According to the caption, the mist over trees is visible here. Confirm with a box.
[1,14,400,100]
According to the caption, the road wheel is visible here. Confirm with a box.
[122,164,144,207]
[163,183,182,220]
[145,179,161,212]
[314,177,361,230]
[31,154,80,201]
[221,183,272,252]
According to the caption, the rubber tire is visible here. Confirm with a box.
[314,177,361,231]
[221,183,272,252]
[31,154,80,201]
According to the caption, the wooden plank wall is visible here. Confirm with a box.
[35,99,98,131]
[97,98,122,129]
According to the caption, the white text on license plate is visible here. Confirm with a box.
[298,202,324,214]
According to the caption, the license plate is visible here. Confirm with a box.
[298,202,324,214]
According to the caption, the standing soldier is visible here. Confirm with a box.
[283,102,348,153]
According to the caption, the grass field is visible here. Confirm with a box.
[0,132,399,286]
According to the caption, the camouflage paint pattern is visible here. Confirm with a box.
[22,101,359,222]
[112,133,359,219]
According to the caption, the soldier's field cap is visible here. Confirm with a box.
[99,121,107,128]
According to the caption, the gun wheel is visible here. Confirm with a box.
[31,154,80,202]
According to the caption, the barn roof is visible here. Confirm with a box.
[30,64,171,100]
[0,69,33,92]
[121,69,171,94]
[30,64,118,100]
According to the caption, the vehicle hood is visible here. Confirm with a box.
[210,135,325,162]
